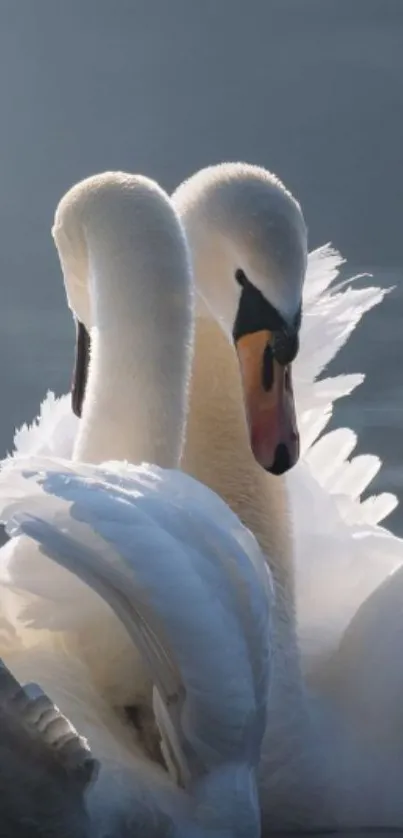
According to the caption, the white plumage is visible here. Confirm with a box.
[0,170,272,837]
[283,245,400,674]
[9,244,399,672]
[0,458,271,837]
[0,163,403,831]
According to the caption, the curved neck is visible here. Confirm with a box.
[181,306,304,726]
[182,303,293,591]
[73,228,192,468]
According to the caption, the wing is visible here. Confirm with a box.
[295,244,389,455]
[291,245,403,668]
[0,456,271,834]
[9,391,78,461]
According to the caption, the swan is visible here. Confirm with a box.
[0,458,270,838]
[2,163,403,828]
[173,163,401,656]
[0,171,271,836]
[170,163,403,829]
[0,170,197,749]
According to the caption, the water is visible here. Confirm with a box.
[0,2,402,833]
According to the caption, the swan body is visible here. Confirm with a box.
[0,457,270,837]
[0,171,272,836]
[2,163,403,829]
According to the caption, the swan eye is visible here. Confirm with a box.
[235,269,247,287]
[273,330,299,366]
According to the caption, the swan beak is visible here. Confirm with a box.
[235,330,299,475]
[71,319,91,418]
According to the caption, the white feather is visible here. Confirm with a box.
[0,457,271,838]
[6,244,403,682]
[290,246,403,673]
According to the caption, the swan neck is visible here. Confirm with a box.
[182,305,294,593]
[73,229,192,467]
[181,309,304,721]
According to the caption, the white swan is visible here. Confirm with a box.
[173,163,401,663]
[0,171,271,836]
[0,171,196,748]
[171,163,403,829]
[2,163,403,829]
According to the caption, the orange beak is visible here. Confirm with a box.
[235,330,299,474]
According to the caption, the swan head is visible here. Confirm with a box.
[52,172,193,423]
[173,162,307,475]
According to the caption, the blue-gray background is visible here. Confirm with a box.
[0,0,402,535]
